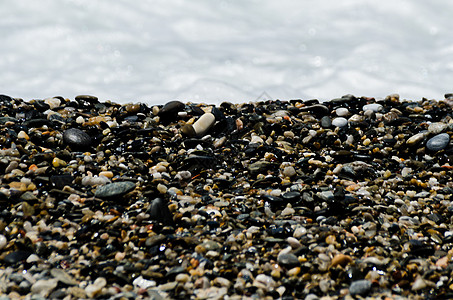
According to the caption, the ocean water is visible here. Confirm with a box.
[1,0,452,105]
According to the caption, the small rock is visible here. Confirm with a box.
[428,122,447,134]
[282,166,296,177]
[411,276,427,291]
[426,133,450,151]
[349,279,372,296]
[85,277,107,299]
[363,103,383,112]
[63,128,92,150]
[332,117,348,128]
[330,254,353,268]
[0,235,7,250]
[147,198,174,225]
[51,268,78,285]
[320,116,332,128]
[277,253,300,268]
[193,113,216,137]
[31,278,58,297]
[95,181,136,199]
[335,107,349,117]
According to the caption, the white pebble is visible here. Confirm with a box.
[31,278,58,297]
[281,206,295,216]
[332,117,348,128]
[363,103,383,112]
[85,277,107,299]
[0,235,7,249]
[335,107,349,117]
[193,113,215,137]
[133,276,156,289]
[44,97,61,109]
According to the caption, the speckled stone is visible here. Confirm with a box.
[426,133,450,151]
[94,181,136,198]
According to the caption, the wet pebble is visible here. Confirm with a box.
[426,133,450,151]
[63,128,92,150]
[95,181,136,198]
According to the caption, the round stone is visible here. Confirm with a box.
[277,253,300,268]
[426,133,450,151]
[332,117,348,128]
[63,128,92,150]
[95,181,136,199]
[335,107,349,117]
[362,103,383,112]
[349,279,372,296]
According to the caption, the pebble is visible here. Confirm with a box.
[94,181,136,198]
[192,112,215,136]
[349,279,372,296]
[362,103,383,112]
[426,133,450,151]
[277,253,300,268]
[63,128,92,150]
[0,234,6,249]
[30,279,58,297]
[335,107,349,117]
[331,117,348,127]
[85,277,107,299]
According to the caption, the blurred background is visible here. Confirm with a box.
[1,0,452,105]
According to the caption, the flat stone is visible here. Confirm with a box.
[426,133,450,151]
[362,103,383,112]
[51,268,78,286]
[277,253,300,268]
[95,181,136,198]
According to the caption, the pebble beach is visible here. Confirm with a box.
[1,93,453,299]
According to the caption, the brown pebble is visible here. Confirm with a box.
[330,254,353,268]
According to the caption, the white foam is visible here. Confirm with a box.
[0,0,451,105]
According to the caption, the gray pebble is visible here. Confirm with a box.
[277,253,300,268]
[426,133,450,151]
[349,279,372,296]
[95,181,136,198]
[320,116,331,128]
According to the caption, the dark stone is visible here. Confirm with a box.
[3,250,32,265]
[159,101,185,124]
[63,128,93,150]
[50,174,74,189]
[277,253,300,269]
[147,198,174,225]
[95,181,136,199]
